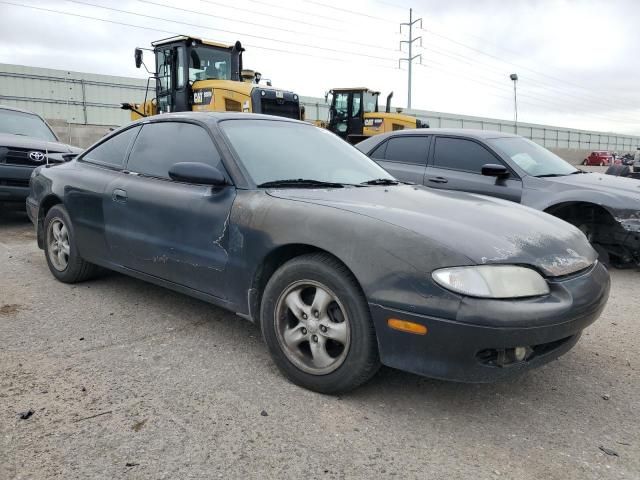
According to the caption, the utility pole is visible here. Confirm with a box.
[400,8,422,110]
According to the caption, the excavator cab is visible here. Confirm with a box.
[152,36,243,114]
[124,35,302,120]
[326,87,425,144]
[327,88,378,142]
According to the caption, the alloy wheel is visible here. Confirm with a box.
[274,280,351,375]
[48,218,70,271]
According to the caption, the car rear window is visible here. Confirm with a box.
[383,136,430,165]
[82,126,140,169]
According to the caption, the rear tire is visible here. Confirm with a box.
[44,205,99,283]
[260,253,380,394]
[582,159,587,165]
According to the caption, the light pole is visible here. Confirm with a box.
[510,73,518,133]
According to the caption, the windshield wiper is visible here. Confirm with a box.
[534,173,568,178]
[258,179,346,188]
[360,178,400,185]
[570,169,585,174]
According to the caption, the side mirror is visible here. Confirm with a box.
[135,48,143,69]
[481,164,509,178]
[169,162,227,186]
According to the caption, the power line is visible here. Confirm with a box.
[418,45,640,120]
[417,63,637,126]
[420,27,640,109]
[62,0,398,62]
[246,0,350,26]
[0,1,399,72]
[138,0,399,53]
[298,0,398,23]
[372,3,639,111]
[194,0,345,32]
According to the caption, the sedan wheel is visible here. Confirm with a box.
[275,280,351,375]
[47,219,70,271]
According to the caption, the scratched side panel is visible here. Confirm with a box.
[224,190,467,320]
[103,175,237,299]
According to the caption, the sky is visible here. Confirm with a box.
[1,0,639,135]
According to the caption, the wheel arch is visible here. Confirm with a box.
[247,243,364,323]
[544,201,617,226]
[36,194,63,249]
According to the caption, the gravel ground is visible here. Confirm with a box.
[1,207,638,480]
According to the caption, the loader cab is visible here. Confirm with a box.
[327,88,379,142]
[149,36,243,114]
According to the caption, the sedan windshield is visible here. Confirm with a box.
[220,120,395,186]
[0,109,57,142]
[488,137,578,177]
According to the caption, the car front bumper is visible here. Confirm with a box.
[369,261,610,382]
[0,165,33,203]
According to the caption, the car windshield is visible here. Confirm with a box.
[0,109,57,142]
[220,119,395,186]
[487,137,577,177]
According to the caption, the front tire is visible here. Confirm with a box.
[260,253,380,394]
[44,205,98,283]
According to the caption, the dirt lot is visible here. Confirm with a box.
[1,207,638,480]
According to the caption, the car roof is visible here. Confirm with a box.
[375,127,519,140]
[129,111,304,126]
[0,104,44,116]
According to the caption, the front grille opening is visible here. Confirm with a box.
[261,99,300,120]
[476,335,575,367]
[0,179,29,187]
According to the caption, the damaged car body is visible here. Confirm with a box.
[357,129,640,267]
[27,113,610,393]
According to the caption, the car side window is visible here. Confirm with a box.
[126,122,223,179]
[82,126,140,169]
[384,136,430,165]
[369,141,388,159]
[433,137,501,174]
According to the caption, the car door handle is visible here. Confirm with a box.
[426,176,448,184]
[112,188,128,203]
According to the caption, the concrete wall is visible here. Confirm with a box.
[47,120,112,149]
[0,63,149,127]
[4,63,637,155]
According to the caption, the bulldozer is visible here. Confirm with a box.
[122,35,303,121]
[322,88,426,144]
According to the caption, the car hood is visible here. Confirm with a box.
[0,132,80,153]
[267,185,597,277]
[543,172,640,198]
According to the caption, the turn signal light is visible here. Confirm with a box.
[387,319,428,335]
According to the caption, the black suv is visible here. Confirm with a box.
[0,105,81,206]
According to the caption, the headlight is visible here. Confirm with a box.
[432,265,549,299]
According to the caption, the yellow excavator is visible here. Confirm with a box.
[321,88,426,144]
[122,35,303,121]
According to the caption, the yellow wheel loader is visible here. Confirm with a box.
[122,35,303,121]
[323,88,427,144]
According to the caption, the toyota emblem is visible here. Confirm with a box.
[29,151,46,162]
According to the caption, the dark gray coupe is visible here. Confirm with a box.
[27,113,609,393]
